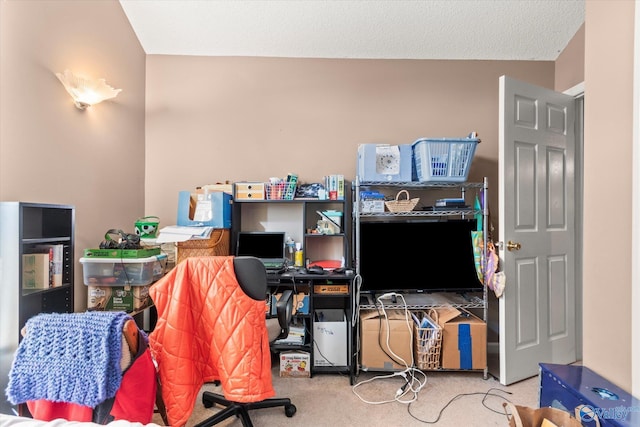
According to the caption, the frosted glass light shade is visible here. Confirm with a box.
[55,69,122,110]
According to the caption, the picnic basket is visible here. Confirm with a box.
[385,190,419,213]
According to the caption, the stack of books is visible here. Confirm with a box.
[323,174,345,200]
[22,244,67,290]
[433,198,469,210]
[435,198,466,207]
[274,324,305,345]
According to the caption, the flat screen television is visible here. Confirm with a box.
[358,219,483,294]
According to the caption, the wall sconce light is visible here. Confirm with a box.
[55,69,122,110]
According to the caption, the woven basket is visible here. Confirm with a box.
[414,309,442,370]
[176,228,230,264]
[385,190,419,213]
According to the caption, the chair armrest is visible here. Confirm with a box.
[275,289,294,341]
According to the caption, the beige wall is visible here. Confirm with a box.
[583,1,635,391]
[145,57,554,227]
[0,0,146,311]
[556,23,585,92]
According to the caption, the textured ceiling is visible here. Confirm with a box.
[119,0,584,61]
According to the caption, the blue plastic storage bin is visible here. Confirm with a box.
[539,363,640,427]
[357,144,412,182]
[412,137,480,182]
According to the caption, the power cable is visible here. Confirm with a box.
[406,387,514,424]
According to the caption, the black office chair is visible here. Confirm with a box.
[194,256,296,427]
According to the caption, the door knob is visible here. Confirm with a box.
[506,240,521,251]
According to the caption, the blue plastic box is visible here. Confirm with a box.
[357,144,412,182]
[177,191,232,228]
[412,137,480,182]
[539,363,640,427]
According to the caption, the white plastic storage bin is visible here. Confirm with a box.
[412,137,480,182]
[313,309,347,367]
[80,254,167,286]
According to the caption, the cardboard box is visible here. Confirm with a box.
[437,307,486,370]
[87,284,151,313]
[199,183,233,195]
[177,190,232,228]
[360,191,385,213]
[313,309,347,367]
[279,351,310,377]
[313,284,349,294]
[357,144,412,182]
[360,309,414,371]
[360,199,385,213]
[22,253,50,289]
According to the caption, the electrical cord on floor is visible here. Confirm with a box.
[352,368,428,405]
[352,293,428,405]
[405,387,514,424]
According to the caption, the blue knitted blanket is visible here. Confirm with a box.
[6,311,131,408]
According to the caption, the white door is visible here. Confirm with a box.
[496,75,577,385]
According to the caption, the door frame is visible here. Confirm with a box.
[564,82,584,362]
[632,0,640,396]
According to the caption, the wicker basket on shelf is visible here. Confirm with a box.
[414,309,442,370]
[385,190,419,213]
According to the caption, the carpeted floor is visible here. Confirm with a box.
[155,367,539,427]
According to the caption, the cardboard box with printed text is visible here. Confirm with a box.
[279,351,310,377]
[87,284,151,313]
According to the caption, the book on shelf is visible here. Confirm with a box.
[22,253,50,290]
[427,205,471,211]
[324,174,345,201]
[435,198,466,207]
[285,173,298,200]
[35,244,64,287]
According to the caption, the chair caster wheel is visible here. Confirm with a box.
[202,394,214,408]
[285,404,296,417]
